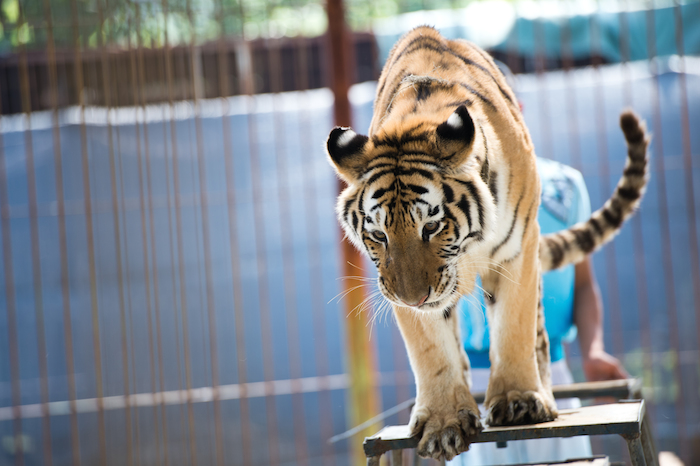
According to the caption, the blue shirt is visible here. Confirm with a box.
[460,158,592,368]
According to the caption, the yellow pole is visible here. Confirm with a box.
[341,241,381,464]
[325,0,381,463]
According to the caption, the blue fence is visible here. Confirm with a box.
[0,93,364,465]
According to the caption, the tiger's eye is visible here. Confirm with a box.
[372,231,387,243]
[422,221,440,241]
[424,221,439,234]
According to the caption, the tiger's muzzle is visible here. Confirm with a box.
[379,236,442,309]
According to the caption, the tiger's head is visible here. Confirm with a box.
[326,105,497,316]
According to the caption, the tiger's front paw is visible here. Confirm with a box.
[410,399,482,460]
[485,390,558,426]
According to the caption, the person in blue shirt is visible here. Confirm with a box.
[449,157,628,465]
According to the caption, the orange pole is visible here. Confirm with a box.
[325,1,381,464]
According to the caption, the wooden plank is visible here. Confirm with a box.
[523,458,610,466]
[333,379,642,446]
[564,458,610,466]
[471,379,642,405]
[364,401,644,457]
[539,458,610,465]
[549,379,642,401]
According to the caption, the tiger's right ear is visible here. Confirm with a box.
[326,126,370,183]
[436,105,475,167]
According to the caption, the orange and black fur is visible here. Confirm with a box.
[326,26,648,460]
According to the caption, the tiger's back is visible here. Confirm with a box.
[371,26,523,139]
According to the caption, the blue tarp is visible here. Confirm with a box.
[374,3,700,65]
[493,4,700,62]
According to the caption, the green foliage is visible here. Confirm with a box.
[3,0,19,24]
[1,0,332,51]
[0,0,480,52]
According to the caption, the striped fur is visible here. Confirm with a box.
[326,26,648,460]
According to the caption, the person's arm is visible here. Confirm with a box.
[574,257,629,381]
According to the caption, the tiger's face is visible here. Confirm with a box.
[327,105,496,316]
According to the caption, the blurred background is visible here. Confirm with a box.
[0,0,698,465]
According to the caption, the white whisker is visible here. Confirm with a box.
[328,283,372,305]
[345,261,365,272]
[336,275,376,282]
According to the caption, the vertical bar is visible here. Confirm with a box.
[295,32,337,466]
[326,1,380,465]
[156,7,191,461]
[559,16,594,420]
[242,48,282,466]
[0,67,24,466]
[185,0,225,464]
[624,435,648,466]
[138,25,172,466]
[217,6,254,465]
[391,327,411,425]
[587,6,633,457]
[16,6,52,465]
[618,0,633,106]
[641,411,660,466]
[391,449,402,466]
[234,2,284,464]
[533,5,552,161]
[183,48,213,457]
[645,1,688,460]
[113,12,142,465]
[128,4,164,464]
[561,1,580,170]
[43,0,80,466]
[506,11,520,75]
[95,0,133,462]
[590,1,625,361]
[630,212,655,397]
[617,0,656,427]
[327,0,353,128]
[69,0,108,462]
[672,0,700,421]
[267,31,310,466]
[115,119,142,466]
[160,0,199,462]
[42,5,82,464]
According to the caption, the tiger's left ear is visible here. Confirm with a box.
[436,105,476,167]
[326,126,370,183]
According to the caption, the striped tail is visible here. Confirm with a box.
[539,110,650,272]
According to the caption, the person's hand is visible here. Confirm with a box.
[582,350,629,381]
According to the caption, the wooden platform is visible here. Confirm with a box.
[516,458,611,466]
[364,400,658,466]
[330,379,643,446]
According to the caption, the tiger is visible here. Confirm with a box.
[325,26,649,460]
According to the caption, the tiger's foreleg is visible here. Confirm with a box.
[393,304,482,460]
[481,227,558,426]
[536,277,553,394]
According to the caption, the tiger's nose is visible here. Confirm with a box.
[402,293,429,307]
